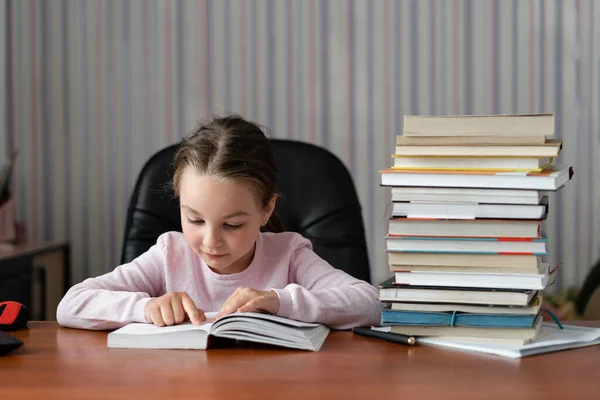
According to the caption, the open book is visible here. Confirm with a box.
[107,312,330,351]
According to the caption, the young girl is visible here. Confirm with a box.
[56,115,381,331]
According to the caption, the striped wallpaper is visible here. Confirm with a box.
[2,0,599,292]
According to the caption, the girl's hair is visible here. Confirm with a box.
[172,115,285,233]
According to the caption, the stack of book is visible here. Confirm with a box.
[377,113,573,345]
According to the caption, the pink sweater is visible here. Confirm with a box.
[56,231,382,330]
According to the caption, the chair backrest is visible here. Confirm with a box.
[120,139,371,282]
[576,258,600,318]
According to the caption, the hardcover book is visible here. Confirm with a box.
[381,308,538,328]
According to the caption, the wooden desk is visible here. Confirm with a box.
[1,322,599,399]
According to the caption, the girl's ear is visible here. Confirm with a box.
[262,194,278,226]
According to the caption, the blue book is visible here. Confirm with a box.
[381,309,538,328]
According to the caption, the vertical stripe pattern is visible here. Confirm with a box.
[3,0,600,292]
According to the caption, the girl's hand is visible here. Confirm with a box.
[144,292,206,326]
[211,287,280,322]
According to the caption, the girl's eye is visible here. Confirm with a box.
[187,219,242,230]
[224,223,242,230]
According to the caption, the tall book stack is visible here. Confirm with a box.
[378,113,574,345]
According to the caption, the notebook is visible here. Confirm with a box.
[107,312,330,351]
[417,323,600,358]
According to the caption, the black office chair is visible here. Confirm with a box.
[120,139,371,282]
[575,258,600,319]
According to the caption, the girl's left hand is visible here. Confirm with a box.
[211,287,280,322]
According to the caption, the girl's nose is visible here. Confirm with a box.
[203,227,223,248]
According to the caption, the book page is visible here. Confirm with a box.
[112,321,212,335]
[111,311,218,336]
[213,312,322,328]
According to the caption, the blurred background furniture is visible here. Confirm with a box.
[0,242,70,320]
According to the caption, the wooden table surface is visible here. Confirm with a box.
[1,321,599,399]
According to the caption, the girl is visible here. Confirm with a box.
[56,115,381,331]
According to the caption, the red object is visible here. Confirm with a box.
[0,301,30,331]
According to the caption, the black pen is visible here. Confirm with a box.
[352,327,416,346]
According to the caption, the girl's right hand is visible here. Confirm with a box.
[144,292,206,327]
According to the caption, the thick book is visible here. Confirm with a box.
[387,252,540,269]
[380,165,573,191]
[380,308,538,328]
[403,113,554,136]
[393,139,562,157]
[390,295,543,314]
[388,218,542,238]
[417,323,600,358]
[377,316,543,341]
[392,156,553,172]
[107,312,330,351]
[393,263,549,290]
[390,187,543,205]
[395,134,547,146]
[378,277,538,306]
[390,264,541,274]
[385,235,548,255]
[391,199,548,220]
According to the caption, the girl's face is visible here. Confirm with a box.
[178,167,276,275]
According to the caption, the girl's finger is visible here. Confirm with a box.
[171,296,186,324]
[160,303,175,326]
[181,294,205,325]
[150,308,165,327]
[236,297,262,313]
[212,296,247,322]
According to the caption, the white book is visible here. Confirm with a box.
[392,156,552,172]
[417,324,600,358]
[390,187,543,205]
[390,265,541,274]
[387,252,540,269]
[107,312,330,351]
[379,278,538,306]
[385,235,548,255]
[388,218,541,238]
[380,165,572,190]
[393,264,550,290]
[391,200,547,219]
[393,141,561,157]
[390,295,543,315]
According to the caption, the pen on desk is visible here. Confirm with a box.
[352,327,416,346]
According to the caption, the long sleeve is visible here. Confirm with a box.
[272,236,382,330]
[56,239,167,330]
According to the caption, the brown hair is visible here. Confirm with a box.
[172,115,284,233]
